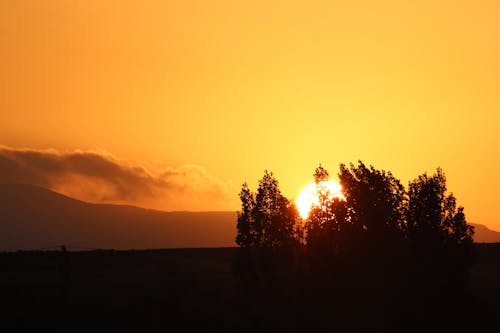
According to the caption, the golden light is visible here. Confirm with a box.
[296,181,344,219]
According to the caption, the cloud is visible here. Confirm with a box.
[0,146,238,211]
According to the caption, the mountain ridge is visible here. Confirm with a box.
[0,183,498,250]
[0,183,237,251]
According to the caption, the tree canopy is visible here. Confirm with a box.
[236,162,474,277]
[236,170,302,248]
[234,161,476,332]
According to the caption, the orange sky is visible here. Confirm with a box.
[0,1,499,228]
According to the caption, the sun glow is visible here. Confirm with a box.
[296,181,344,219]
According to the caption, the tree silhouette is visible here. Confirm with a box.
[339,161,407,239]
[407,168,475,280]
[305,165,353,259]
[313,164,329,184]
[236,170,302,248]
[234,161,477,331]
[407,168,474,246]
[253,170,298,247]
[236,182,255,247]
[234,170,302,283]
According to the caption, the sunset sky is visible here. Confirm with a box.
[1,1,499,229]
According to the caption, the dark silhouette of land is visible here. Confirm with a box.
[0,183,236,250]
[231,164,490,332]
[0,245,499,331]
[0,183,497,250]
[1,179,500,331]
[472,223,500,243]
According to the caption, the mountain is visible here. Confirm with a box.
[0,183,236,251]
[1,183,498,251]
[471,223,500,243]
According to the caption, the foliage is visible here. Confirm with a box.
[338,161,407,238]
[234,162,477,330]
[235,162,475,292]
[236,183,255,247]
[313,164,329,184]
[406,168,474,246]
[236,170,302,248]
[306,166,354,256]
[406,168,475,276]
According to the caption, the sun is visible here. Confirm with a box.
[296,180,344,219]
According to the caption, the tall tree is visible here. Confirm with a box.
[236,182,255,247]
[406,168,475,291]
[338,161,406,238]
[407,168,474,246]
[253,170,298,247]
[236,171,301,248]
[306,165,353,255]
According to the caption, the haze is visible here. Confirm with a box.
[1,1,499,229]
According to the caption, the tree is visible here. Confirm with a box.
[407,168,474,247]
[406,168,475,291]
[235,171,302,284]
[305,165,353,261]
[253,170,299,247]
[236,170,301,248]
[234,162,476,328]
[338,161,406,239]
[306,165,332,236]
[274,196,303,247]
[313,164,329,184]
[236,182,255,247]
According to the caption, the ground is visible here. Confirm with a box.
[1,245,499,331]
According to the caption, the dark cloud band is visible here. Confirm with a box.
[0,146,236,211]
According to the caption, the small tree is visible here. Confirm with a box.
[306,165,333,236]
[313,164,329,184]
[236,182,255,247]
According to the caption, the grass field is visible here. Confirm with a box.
[1,244,499,331]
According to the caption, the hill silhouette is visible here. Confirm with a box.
[0,183,236,251]
[471,223,500,243]
[0,183,497,251]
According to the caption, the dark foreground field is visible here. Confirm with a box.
[1,244,499,332]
